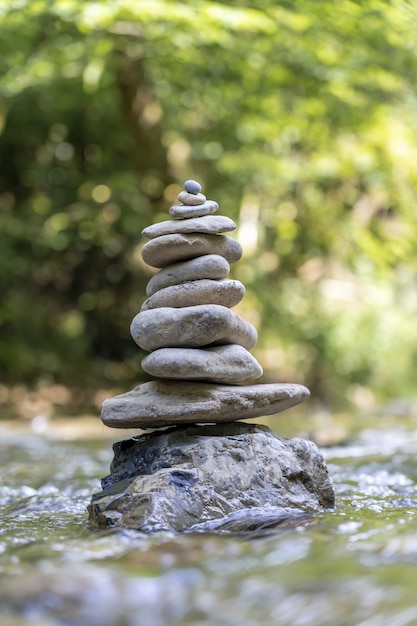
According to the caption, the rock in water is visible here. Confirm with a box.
[88,422,335,533]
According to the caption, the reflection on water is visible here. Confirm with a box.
[1,411,417,626]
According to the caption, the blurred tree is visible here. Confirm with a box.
[1,0,417,405]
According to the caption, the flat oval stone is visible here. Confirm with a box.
[146,255,230,296]
[177,191,206,205]
[141,233,242,268]
[140,279,245,311]
[141,215,236,240]
[169,200,219,219]
[184,179,202,194]
[130,304,258,352]
[100,380,311,429]
[141,344,263,384]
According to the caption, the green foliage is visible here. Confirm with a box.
[1,0,417,405]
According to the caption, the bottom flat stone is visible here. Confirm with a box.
[101,380,310,429]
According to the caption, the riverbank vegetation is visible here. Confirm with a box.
[1,0,417,408]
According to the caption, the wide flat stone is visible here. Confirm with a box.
[141,215,236,240]
[100,380,310,429]
[141,344,263,383]
[146,254,230,296]
[169,200,219,219]
[89,422,335,532]
[140,279,245,310]
[142,233,242,268]
[130,304,258,352]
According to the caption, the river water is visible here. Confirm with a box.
[1,407,417,626]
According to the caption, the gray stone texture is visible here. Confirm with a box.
[141,215,236,240]
[140,279,245,311]
[88,422,335,532]
[100,380,310,429]
[177,190,206,205]
[141,233,242,268]
[184,179,202,194]
[146,254,231,297]
[130,304,258,352]
[169,200,219,219]
[141,344,263,383]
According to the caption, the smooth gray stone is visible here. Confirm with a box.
[130,304,257,352]
[88,422,335,532]
[100,380,310,429]
[146,255,230,296]
[169,200,219,219]
[184,179,202,194]
[142,233,242,268]
[141,215,236,240]
[141,279,245,310]
[141,344,263,383]
[177,190,206,205]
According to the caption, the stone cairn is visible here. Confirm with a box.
[89,180,335,533]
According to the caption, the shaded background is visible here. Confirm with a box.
[1,0,417,414]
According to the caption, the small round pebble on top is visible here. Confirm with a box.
[184,179,202,195]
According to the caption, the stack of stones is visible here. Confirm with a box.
[101,180,310,429]
[89,180,335,532]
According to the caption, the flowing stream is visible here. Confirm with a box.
[1,407,417,626]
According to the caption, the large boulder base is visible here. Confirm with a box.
[88,422,335,533]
